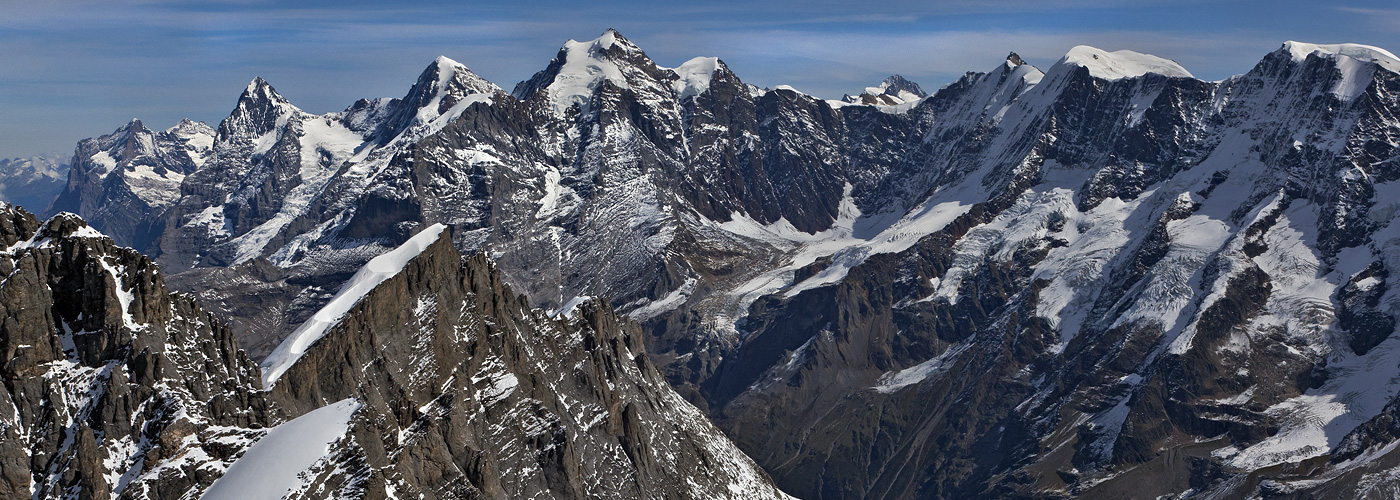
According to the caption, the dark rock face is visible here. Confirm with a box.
[0,204,270,499]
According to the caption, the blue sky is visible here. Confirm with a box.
[2,0,1398,159]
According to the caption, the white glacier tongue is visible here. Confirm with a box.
[1058,45,1194,80]
[260,223,448,387]
[199,398,360,500]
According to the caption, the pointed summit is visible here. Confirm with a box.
[876,75,926,99]
[596,28,641,53]
[122,118,148,134]
[403,56,501,114]
[372,55,504,139]
[513,28,670,115]
[1007,52,1025,66]
[843,74,927,105]
[219,77,299,143]
[240,77,290,106]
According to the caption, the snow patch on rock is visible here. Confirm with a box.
[200,398,361,500]
[261,224,447,387]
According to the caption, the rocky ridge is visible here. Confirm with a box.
[0,203,788,499]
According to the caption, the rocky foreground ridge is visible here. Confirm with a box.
[0,203,788,499]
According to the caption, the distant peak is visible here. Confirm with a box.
[240,77,290,105]
[167,118,213,136]
[1058,45,1193,81]
[879,74,926,98]
[433,54,462,67]
[849,75,926,105]
[245,76,271,94]
[1007,52,1025,66]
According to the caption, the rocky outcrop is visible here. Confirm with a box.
[0,204,270,499]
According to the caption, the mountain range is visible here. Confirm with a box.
[10,30,1400,498]
[0,153,67,213]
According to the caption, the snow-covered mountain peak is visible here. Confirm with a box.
[424,55,500,96]
[545,35,634,113]
[843,74,929,106]
[240,76,291,106]
[218,77,301,145]
[513,28,675,116]
[872,74,927,99]
[1282,40,1400,74]
[1056,45,1194,80]
[671,56,722,100]
[402,55,501,120]
[165,117,212,136]
[1271,41,1400,100]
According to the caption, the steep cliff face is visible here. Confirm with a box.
[0,204,270,499]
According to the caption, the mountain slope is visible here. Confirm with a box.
[702,41,1400,498]
[249,223,790,499]
[54,33,1400,498]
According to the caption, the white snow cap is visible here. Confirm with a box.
[543,29,637,115]
[260,223,448,387]
[672,56,721,100]
[1058,45,1194,80]
[1283,41,1400,73]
